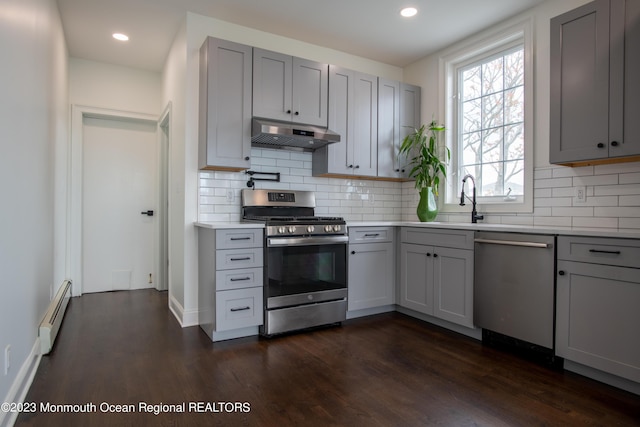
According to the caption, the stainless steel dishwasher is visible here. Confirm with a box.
[474,231,557,358]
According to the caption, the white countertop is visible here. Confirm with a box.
[345,221,640,239]
[195,221,265,230]
[195,220,640,239]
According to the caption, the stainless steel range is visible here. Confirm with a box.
[242,189,348,336]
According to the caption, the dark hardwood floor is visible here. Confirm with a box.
[16,289,640,426]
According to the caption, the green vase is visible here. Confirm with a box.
[417,187,438,222]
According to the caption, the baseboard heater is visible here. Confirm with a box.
[39,280,72,355]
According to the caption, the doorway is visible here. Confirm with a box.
[70,106,167,296]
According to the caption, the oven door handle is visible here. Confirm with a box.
[267,235,349,247]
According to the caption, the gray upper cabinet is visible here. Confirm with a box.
[312,66,378,177]
[550,0,640,165]
[252,48,328,127]
[377,78,402,179]
[199,37,252,171]
[378,81,421,179]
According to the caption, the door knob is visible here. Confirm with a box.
[141,210,154,216]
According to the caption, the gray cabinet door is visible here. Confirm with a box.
[399,243,433,315]
[556,260,640,383]
[198,37,252,171]
[400,83,421,176]
[377,78,402,179]
[353,72,378,177]
[312,66,378,177]
[252,48,293,122]
[432,247,474,328]
[550,0,640,164]
[550,0,610,164]
[253,49,328,127]
[348,242,395,311]
[613,0,640,158]
[292,57,328,127]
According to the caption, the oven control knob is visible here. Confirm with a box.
[278,226,286,234]
[288,226,296,234]
[333,225,342,232]
[324,225,333,232]
[307,225,315,233]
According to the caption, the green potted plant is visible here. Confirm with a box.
[399,120,449,222]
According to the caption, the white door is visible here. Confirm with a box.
[82,115,158,293]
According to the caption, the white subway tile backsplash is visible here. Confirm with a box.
[573,174,618,186]
[198,149,640,229]
[620,195,640,206]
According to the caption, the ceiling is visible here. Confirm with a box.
[57,0,547,72]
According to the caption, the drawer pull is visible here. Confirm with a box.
[230,306,251,312]
[230,257,251,261]
[588,249,621,255]
[363,233,381,237]
[230,277,251,282]
[230,237,251,241]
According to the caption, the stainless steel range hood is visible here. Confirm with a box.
[251,118,340,151]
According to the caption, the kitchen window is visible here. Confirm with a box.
[441,19,533,214]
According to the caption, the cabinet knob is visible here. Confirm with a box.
[401,169,405,173]
[426,253,431,257]
[433,253,438,258]
[611,141,619,147]
[351,251,356,255]
[348,164,353,168]
[597,143,605,148]
[395,169,400,172]
[355,165,360,169]
[295,111,299,116]
[558,270,565,276]
[244,156,250,161]
[286,110,292,114]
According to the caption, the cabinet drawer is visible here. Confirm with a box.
[215,287,263,331]
[216,247,263,270]
[401,227,474,250]
[349,227,394,243]
[216,228,263,249]
[558,236,640,268]
[216,267,263,291]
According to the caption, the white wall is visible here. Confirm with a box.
[162,20,191,324]
[69,58,162,115]
[0,0,68,417]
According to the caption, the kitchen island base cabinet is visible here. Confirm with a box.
[556,236,640,389]
[347,227,395,316]
[399,228,474,329]
[198,227,264,342]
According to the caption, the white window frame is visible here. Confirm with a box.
[439,18,534,214]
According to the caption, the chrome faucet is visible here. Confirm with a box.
[460,174,484,223]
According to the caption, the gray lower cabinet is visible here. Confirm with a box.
[312,66,378,177]
[198,228,264,341]
[399,228,474,328]
[556,236,640,383]
[198,37,252,171]
[550,0,640,165]
[252,48,328,127]
[348,227,395,312]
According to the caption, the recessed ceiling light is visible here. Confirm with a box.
[112,33,129,41]
[400,7,418,18]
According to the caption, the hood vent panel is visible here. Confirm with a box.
[251,118,340,151]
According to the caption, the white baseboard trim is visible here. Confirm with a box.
[0,339,41,427]
[168,294,199,328]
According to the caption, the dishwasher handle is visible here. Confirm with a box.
[474,238,551,249]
